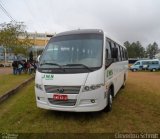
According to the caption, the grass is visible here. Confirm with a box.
[0,71,160,134]
[0,74,32,97]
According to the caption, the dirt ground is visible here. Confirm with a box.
[128,71,160,88]
[0,67,12,74]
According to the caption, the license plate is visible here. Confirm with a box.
[53,94,68,101]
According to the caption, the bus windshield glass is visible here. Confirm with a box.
[39,33,103,69]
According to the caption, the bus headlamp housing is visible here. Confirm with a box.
[35,84,43,91]
[82,84,103,92]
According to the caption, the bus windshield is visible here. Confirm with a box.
[39,33,103,69]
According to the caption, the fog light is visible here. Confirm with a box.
[84,86,90,91]
[90,85,96,90]
[91,99,95,103]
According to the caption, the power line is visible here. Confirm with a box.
[23,0,45,32]
[0,0,16,22]
[23,0,38,31]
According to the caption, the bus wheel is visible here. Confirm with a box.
[105,88,112,112]
[122,76,126,89]
[152,69,156,72]
[132,69,136,72]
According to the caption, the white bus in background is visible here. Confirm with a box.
[35,29,128,112]
[130,59,160,72]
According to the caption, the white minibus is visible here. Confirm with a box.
[147,59,160,71]
[130,59,160,72]
[35,29,128,112]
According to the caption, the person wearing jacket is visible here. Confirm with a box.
[12,61,18,75]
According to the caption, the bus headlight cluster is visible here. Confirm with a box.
[82,84,103,92]
[35,84,43,91]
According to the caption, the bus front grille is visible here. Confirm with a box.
[44,86,81,94]
[48,98,76,106]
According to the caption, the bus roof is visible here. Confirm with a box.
[54,29,103,37]
[53,29,126,49]
[137,59,160,62]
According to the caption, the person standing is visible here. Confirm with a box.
[12,61,18,75]
[17,61,23,75]
[29,61,34,74]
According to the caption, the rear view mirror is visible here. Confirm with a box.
[112,47,118,59]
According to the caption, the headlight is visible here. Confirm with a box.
[35,83,43,91]
[82,84,103,92]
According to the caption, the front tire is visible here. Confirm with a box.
[104,88,112,112]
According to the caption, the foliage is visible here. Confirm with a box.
[124,41,145,58]
[146,42,159,59]
[0,22,33,56]
[124,41,159,58]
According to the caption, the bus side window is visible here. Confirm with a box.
[105,40,112,59]
[119,45,122,61]
[105,40,112,67]
[115,44,121,61]
[124,49,128,60]
[122,48,125,60]
[121,47,124,61]
[135,62,140,65]
[106,49,108,59]
[109,42,114,58]
[152,61,158,64]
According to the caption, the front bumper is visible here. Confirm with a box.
[35,87,107,112]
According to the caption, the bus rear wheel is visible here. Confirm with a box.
[122,75,126,88]
[152,69,156,72]
[132,69,136,72]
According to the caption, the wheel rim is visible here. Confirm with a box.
[109,94,112,108]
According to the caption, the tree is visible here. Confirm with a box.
[124,41,130,48]
[146,42,159,58]
[134,41,145,58]
[124,41,145,58]
[0,22,33,57]
[124,41,132,58]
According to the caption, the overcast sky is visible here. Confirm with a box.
[0,0,160,47]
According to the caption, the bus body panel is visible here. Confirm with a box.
[105,61,128,97]
[35,68,107,112]
[148,59,160,70]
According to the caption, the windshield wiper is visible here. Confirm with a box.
[65,64,93,71]
[40,62,65,72]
